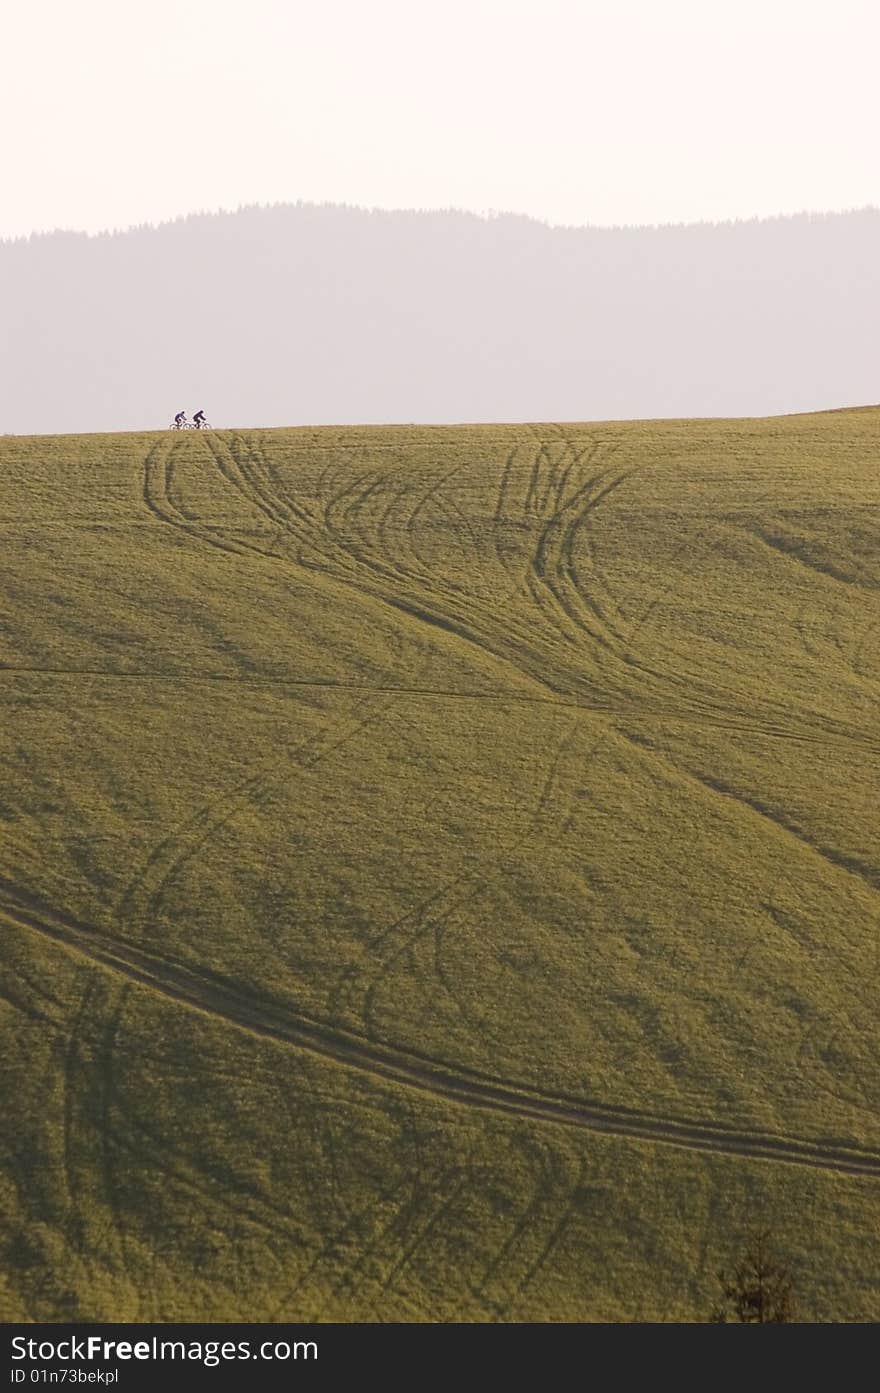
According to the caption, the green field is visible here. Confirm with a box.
[1,411,878,1321]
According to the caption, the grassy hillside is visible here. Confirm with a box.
[1,411,878,1321]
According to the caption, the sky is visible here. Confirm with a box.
[3,0,879,239]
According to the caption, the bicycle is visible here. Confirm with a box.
[169,417,193,430]
[192,419,212,430]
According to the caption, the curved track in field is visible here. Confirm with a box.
[115,687,401,935]
[141,434,880,758]
[2,882,879,1180]
[328,721,583,1032]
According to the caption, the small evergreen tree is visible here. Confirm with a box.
[710,1228,795,1322]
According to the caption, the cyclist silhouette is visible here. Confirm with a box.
[174,411,186,427]
[193,409,206,428]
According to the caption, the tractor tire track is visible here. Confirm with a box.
[223,440,523,665]
[147,436,555,712]
[116,689,395,936]
[186,431,747,734]
[475,1137,577,1317]
[483,1145,584,1319]
[733,520,880,594]
[220,435,615,702]
[143,438,274,564]
[2,663,878,753]
[529,466,631,655]
[367,1169,472,1313]
[61,978,100,1218]
[616,727,880,898]
[331,722,580,1035]
[97,986,132,1282]
[146,435,880,819]
[3,884,880,1179]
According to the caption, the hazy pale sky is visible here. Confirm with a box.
[4,0,879,239]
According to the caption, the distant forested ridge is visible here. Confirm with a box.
[1,203,878,434]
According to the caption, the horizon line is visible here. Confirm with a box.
[3,199,879,246]
[5,402,879,441]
